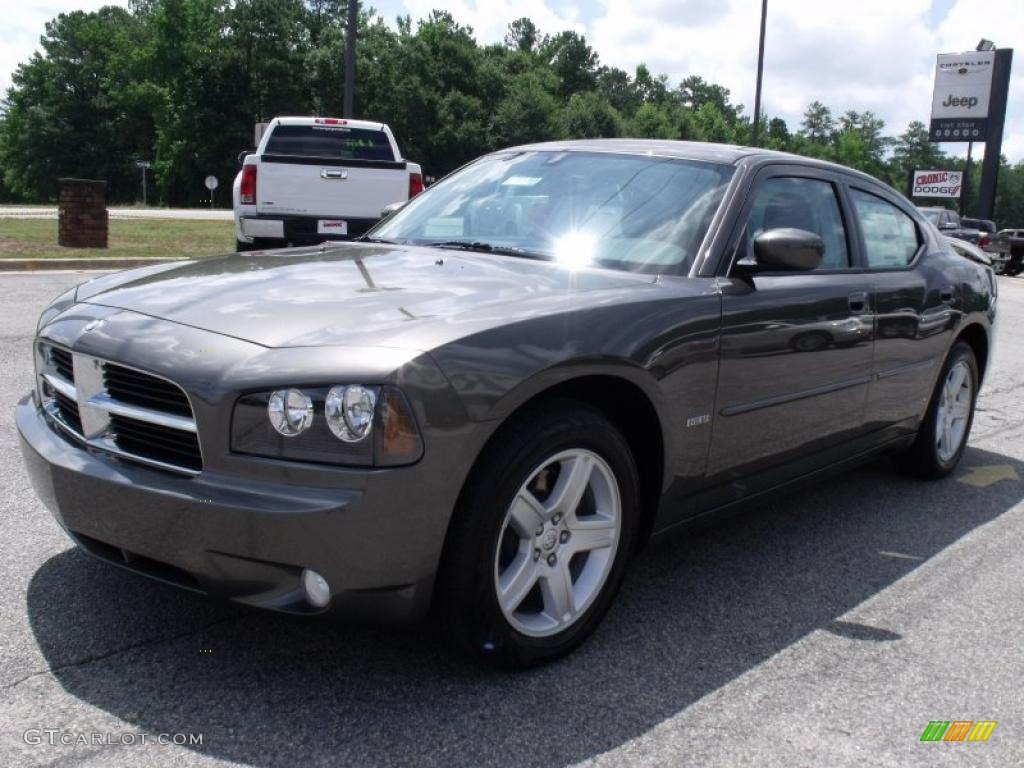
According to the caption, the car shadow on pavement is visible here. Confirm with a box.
[25,446,1024,767]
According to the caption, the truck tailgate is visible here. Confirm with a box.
[258,158,409,219]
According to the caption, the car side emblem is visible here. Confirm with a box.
[686,414,711,427]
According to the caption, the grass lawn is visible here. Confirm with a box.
[0,218,235,259]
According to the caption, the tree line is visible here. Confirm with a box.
[1,1,1022,225]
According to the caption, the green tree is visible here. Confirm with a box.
[561,91,621,138]
[0,7,147,201]
[800,101,835,144]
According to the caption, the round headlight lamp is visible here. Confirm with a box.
[267,388,314,436]
[326,385,377,442]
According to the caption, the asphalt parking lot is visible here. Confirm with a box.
[1,271,1022,768]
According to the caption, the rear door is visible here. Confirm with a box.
[706,165,874,496]
[258,124,409,218]
[847,184,957,430]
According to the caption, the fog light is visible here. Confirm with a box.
[301,568,331,608]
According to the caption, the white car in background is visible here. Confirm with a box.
[233,116,423,250]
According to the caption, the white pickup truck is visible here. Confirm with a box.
[232,116,423,250]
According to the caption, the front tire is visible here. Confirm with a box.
[895,341,978,479]
[438,400,639,669]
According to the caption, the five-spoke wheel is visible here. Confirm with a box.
[438,400,638,669]
[494,449,621,637]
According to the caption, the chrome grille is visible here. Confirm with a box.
[103,363,193,417]
[37,342,202,475]
[50,346,74,382]
[108,414,202,472]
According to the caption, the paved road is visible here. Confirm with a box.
[1,273,1022,767]
[0,206,232,221]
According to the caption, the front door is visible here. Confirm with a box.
[706,168,874,500]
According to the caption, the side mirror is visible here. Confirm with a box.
[237,150,252,165]
[752,228,824,271]
[939,221,957,231]
[380,200,406,218]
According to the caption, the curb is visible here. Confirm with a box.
[0,257,187,271]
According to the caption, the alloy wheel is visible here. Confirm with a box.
[493,449,622,638]
[935,359,973,462]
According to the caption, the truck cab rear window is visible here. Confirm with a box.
[264,125,394,161]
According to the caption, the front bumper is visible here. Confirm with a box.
[17,394,435,621]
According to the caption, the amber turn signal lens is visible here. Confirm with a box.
[375,387,423,466]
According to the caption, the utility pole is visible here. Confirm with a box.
[751,0,768,147]
[343,0,358,118]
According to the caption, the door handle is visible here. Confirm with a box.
[320,169,348,180]
[940,286,956,304]
[848,291,870,314]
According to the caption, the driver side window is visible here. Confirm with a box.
[745,177,850,269]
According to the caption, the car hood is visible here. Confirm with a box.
[74,242,664,349]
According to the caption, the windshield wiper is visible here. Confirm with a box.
[423,240,550,260]
[358,236,402,244]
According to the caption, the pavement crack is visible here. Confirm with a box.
[3,616,237,692]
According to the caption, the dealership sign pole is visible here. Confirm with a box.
[928,47,1013,221]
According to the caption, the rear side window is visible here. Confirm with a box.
[264,125,394,161]
[850,189,921,268]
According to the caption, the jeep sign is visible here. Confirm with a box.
[911,170,963,199]
[929,52,994,141]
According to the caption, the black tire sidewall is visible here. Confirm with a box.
[912,342,979,477]
[441,401,639,669]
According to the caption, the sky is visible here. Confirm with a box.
[2,0,1022,162]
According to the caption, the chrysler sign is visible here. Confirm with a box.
[930,52,995,141]
[912,170,963,198]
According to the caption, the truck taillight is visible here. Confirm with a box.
[979,234,991,248]
[240,165,257,205]
[409,172,424,198]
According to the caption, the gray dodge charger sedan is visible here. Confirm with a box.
[18,140,996,668]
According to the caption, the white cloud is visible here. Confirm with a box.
[397,0,586,44]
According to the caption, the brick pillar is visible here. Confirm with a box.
[58,179,108,248]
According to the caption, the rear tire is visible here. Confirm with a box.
[895,341,978,479]
[438,399,639,669]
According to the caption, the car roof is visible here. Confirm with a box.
[500,138,889,185]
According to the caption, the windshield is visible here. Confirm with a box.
[371,150,734,274]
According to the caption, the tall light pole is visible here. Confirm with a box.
[343,1,358,118]
[751,0,768,146]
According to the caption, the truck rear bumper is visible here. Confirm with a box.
[239,214,380,244]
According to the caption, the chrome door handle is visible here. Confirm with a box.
[320,169,348,180]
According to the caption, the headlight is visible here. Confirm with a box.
[325,385,376,442]
[231,385,423,467]
[267,388,314,436]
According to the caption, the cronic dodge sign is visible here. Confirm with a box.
[930,52,995,141]
[912,170,963,198]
